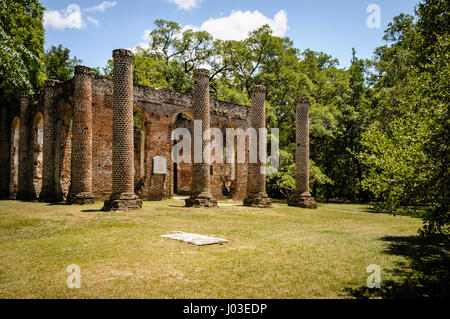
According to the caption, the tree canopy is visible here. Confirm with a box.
[44,44,82,82]
[0,0,45,100]
[360,0,449,236]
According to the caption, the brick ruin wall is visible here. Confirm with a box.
[0,75,250,201]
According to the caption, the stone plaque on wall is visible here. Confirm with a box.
[153,156,166,174]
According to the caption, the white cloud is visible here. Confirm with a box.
[168,0,202,11]
[184,10,289,41]
[128,29,152,52]
[84,1,117,13]
[86,16,100,26]
[44,3,116,30]
[132,9,288,52]
[44,4,85,30]
[129,42,150,53]
[142,29,152,41]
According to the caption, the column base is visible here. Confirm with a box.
[68,192,95,205]
[287,191,318,209]
[185,192,218,208]
[103,192,142,211]
[243,192,272,208]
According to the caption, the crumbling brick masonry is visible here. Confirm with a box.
[0,49,305,207]
[0,50,251,209]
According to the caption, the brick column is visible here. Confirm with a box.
[288,97,317,209]
[17,92,32,200]
[244,85,272,208]
[68,66,95,204]
[103,49,142,211]
[185,69,217,207]
[0,103,9,198]
[39,80,58,202]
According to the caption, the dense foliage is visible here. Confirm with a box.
[360,0,449,236]
[0,2,80,99]
[44,44,82,81]
[0,0,45,100]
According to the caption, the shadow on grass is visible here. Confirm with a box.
[46,202,71,206]
[344,235,450,298]
[81,209,104,213]
[359,206,424,218]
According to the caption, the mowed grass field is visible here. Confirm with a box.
[1,198,445,299]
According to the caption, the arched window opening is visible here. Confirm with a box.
[221,122,237,198]
[173,112,193,195]
[9,117,20,198]
[32,113,43,198]
[133,108,146,194]
[55,104,72,201]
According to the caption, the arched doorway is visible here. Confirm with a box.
[9,117,20,199]
[221,122,237,198]
[55,104,72,201]
[133,107,146,195]
[173,112,193,195]
[32,113,43,198]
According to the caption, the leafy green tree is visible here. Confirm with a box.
[44,44,82,81]
[132,47,167,87]
[0,0,45,99]
[360,0,449,235]
[134,19,214,92]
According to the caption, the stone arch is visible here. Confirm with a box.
[172,111,193,123]
[172,111,193,195]
[32,112,44,198]
[9,117,20,199]
[55,103,72,201]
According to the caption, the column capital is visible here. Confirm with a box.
[296,97,310,104]
[45,79,60,87]
[20,91,29,99]
[113,49,133,61]
[251,85,266,93]
[74,65,92,75]
[193,68,210,79]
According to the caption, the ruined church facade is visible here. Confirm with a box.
[0,51,251,203]
[0,48,317,210]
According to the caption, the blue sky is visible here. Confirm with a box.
[41,0,418,70]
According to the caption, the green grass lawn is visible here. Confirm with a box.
[0,199,448,299]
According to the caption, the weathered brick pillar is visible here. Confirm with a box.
[0,103,9,198]
[244,85,272,208]
[17,92,32,200]
[185,69,218,207]
[39,80,58,202]
[68,66,95,204]
[103,49,142,211]
[288,97,317,209]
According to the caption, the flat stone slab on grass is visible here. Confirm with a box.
[161,231,228,246]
